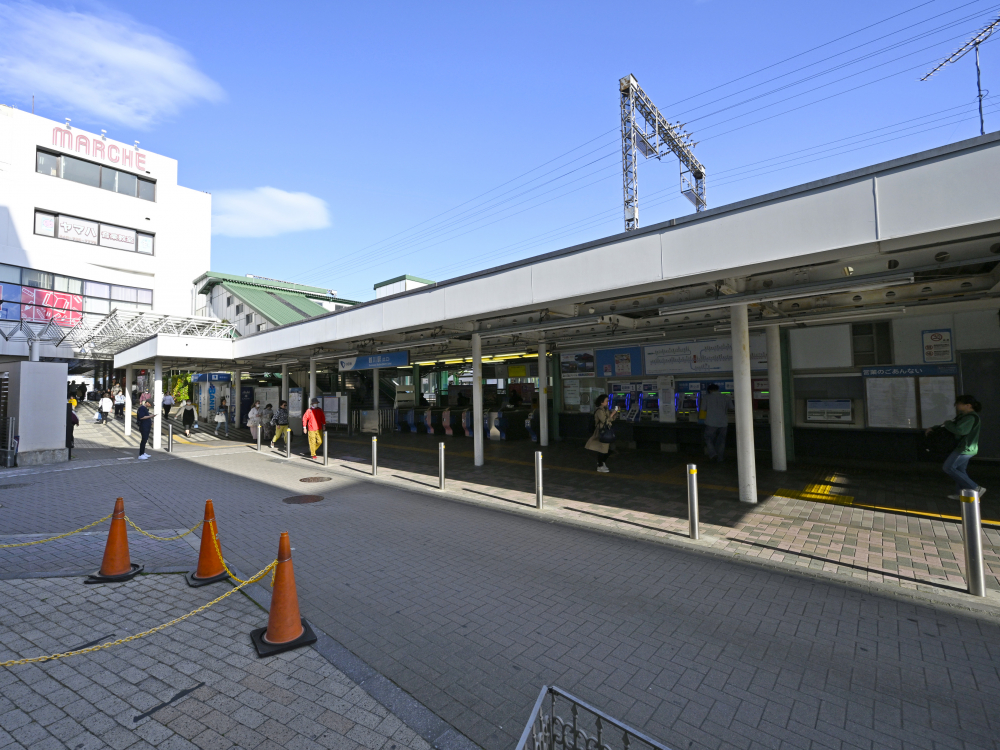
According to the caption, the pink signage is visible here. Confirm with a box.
[21,288,83,312]
[51,127,147,172]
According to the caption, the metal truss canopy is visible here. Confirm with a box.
[61,310,238,357]
[620,74,706,231]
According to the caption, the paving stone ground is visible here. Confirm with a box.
[0,574,433,750]
[2,431,1000,750]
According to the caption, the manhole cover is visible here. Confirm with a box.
[282,495,324,504]
[300,477,332,483]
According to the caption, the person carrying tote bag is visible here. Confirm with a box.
[584,393,620,473]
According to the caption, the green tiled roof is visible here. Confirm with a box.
[194,271,333,297]
[219,283,332,327]
[194,271,360,327]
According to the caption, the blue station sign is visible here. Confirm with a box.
[339,352,409,371]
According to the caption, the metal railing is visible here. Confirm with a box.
[516,686,673,750]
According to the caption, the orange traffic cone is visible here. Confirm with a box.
[185,500,230,587]
[86,497,143,583]
[251,532,316,656]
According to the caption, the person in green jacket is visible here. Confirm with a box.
[926,395,984,500]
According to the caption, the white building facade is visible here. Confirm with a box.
[0,105,211,359]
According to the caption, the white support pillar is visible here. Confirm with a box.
[124,366,133,437]
[152,357,163,450]
[372,367,380,434]
[765,324,787,471]
[731,304,757,504]
[538,341,549,447]
[472,333,484,466]
[28,340,40,362]
[309,359,318,406]
[281,363,289,403]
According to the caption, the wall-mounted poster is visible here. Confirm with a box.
[644,333,768,375]
[595,346,642,377]
[806,399,853,422]
[866,377,918,429]
[918,376,956,428]
[560,351,595,378]
[563,379,581,406]
[922,329,953,363]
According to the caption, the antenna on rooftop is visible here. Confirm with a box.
[921,15,1000,136]
[619,74,706,231]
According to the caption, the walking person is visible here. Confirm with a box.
[584,394,620,473]
[303,398,326,459]
[99,392,114,427]
[214,396,229,437]
[180,399,197,437]
[114,391,125,420]
[926,394,985,500]
[260,403,274,444]
[162,392,175,420]
[137,398,153,459]
[247,401,261,441]
[66,401,78,461]
[700,384,729,462]
[270,400,290,451]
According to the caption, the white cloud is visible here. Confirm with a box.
[0,2,223,128]
[212,187,331,238]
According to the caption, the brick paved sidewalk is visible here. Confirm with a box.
[317,435,1000,599]
[0,574,437,750]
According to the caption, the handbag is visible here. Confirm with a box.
[598,415,616,443]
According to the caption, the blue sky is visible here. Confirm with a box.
[1,0,997,301]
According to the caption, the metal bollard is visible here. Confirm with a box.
[372,436,378,476]
[961,489,986,597]
[535,451,543,510]
[168,424,173,454]
[7,416,14,451]
[687,463,700,540]
[257,427,261,452]
[323,430,328,466]
[438,442,445,490]
[285,430,291,460]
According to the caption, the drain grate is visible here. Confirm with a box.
[300,477,332,483]
[282,495,324,504]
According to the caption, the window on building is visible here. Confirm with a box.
[226,295,232,307]
[257,323,265,332]
[61,155,101,188]
[138,179,155,202]
[852,322,893,366]
[36,151,59,177]
[137,233,154,254]
[235,304,243,315]
[111,286,138,303]
[36,150,155,202]
[83,298,110,314]
[54,276,83,294]
[116,171,138,198]
[245,313,253,326]
[137,289,153,305]
[0,265,20,284]
[83,281,110,298]
[22,270,53,289]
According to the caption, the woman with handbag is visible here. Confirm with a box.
[584,393,620,473]
[925,394,985,500]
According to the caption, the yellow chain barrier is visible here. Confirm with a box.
[125,516,203,541]
[0,514,112,548]
[208,528,274,586]
[0,559,277,668]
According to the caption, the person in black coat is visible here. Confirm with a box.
[66,403,78,460]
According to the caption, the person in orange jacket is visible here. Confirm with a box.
[302,398,326,458]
